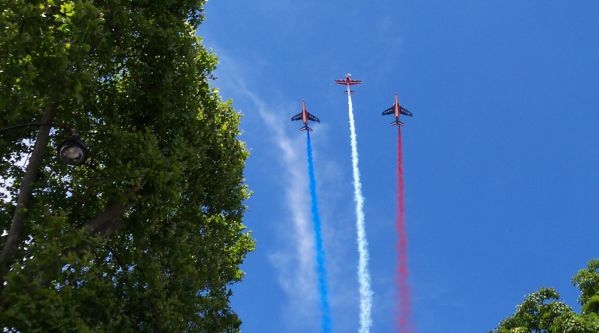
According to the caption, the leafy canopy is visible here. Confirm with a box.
[0,0,254,331]
[491,259,599,333]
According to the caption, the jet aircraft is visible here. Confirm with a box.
[335,73,362,94]
[382,95,413,126]
[291,101,320,132]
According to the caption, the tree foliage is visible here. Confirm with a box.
[0,0,254,331]
[491,259,599,333]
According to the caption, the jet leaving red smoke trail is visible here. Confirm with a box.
[396,126,414,332]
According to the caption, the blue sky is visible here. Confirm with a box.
[200,1,599,332]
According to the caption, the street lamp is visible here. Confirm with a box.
[0,123,89,166]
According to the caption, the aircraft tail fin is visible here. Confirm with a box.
[300,125,313,132]
[344,91,356,95]
[390,119,404,127]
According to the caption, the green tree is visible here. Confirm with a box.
[492,259,599,333]
[0,1,254,331]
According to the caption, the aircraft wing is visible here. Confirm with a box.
[308,113,320,122]
[334,80,346,85]
[400,106,413,117]
[382,106,394,116]
[291,112,302,121]
[348,80,362,85]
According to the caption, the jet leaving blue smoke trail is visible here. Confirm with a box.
[306,132,331,333]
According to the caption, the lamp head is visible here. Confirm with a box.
[58,135,88,166]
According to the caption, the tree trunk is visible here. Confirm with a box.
[0,103,58,282]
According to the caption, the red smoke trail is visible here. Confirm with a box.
[396,126,414,332]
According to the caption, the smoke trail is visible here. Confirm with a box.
[396,126,414,332]
[346,89,373,333]
[306,132,331,333]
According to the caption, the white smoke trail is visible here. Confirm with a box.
[346,87,373,333]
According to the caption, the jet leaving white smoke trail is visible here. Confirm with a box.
[346,88,373,333]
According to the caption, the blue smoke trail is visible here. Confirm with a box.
[306,131,331,333]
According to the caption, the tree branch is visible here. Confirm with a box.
[84,186,139,236]
[0,185,139,303]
